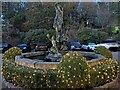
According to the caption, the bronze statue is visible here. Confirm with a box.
[47,34,59,54]
[53,3,63,42]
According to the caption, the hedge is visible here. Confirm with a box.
[2,52,119,89]
[58,52,90,88]
[2,47,22,62]
[2,61,59,88]
[94,46,113,58]
[89,58,118,87]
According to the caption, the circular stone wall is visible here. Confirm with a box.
[15,51,105,71]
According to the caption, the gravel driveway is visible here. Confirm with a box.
[112,52,120,63]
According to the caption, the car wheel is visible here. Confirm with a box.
[87,47,90,51]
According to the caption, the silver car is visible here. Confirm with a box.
[97,41,119,51]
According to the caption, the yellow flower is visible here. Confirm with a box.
[66,53,70,56]
[68,66,71,68]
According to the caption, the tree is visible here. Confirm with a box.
[24,2,55,30]
[23,29,55,46]
[2,2,27,31]
[77,28,108,44]
[2,21,20,45]
[94,7,111,28]
[77,2,98,27]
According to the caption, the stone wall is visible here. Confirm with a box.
[15,52,105,71]
[15,55,60,71]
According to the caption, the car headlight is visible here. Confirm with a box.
[23,47,27,49]
[71,46,75,49]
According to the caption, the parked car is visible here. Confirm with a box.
[117,41,120,51]
[35,43,48,51]
[68,42,81,50]
[117,41,120,47]
[81,43,99,51]
[0,43,13,53]
[17,44,31,53]
[97,40,119,51]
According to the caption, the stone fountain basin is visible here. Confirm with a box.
[15,51,105,71]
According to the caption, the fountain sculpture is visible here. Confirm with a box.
[46,3,68,62]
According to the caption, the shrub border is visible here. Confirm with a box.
[2,51,119,89]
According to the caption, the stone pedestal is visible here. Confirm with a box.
[45,53,62,62]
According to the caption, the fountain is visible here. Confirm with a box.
[15,3,105,70]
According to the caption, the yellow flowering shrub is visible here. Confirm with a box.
[58,52,91,88]
[90,58,118,87]
[2,47,22,62]
[2,48,119,89]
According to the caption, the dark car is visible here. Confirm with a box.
[0,43,13,53]
[116,41,120,51]
[17,44,31,53]
[35,43,48,51]
[68,42,81,50]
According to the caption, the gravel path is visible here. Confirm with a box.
[112,52,120,63]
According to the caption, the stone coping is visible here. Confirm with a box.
[15,51,105,70]
[80,52,105,62]
[22,51,48,58]
[93,77,119,90]
[15,55,60,70]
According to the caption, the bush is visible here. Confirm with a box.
[112,34,120,41]
[19,32,26,43]
[23,29,55,46]
[2,51,119,89]
[2,60,59,88]
[77,28,108,44]
[2,47,22,62]
[90,58,118,87]
[94,46,113,58]
[58,52,90,88]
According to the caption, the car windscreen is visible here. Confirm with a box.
[0,44,2,48]
[88,43,96,45]
[18,44,27,47]
[37,43,47,46]
[117,42,120,44]
[2,44,8,47]
[70,42,81,46]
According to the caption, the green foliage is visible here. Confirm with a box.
[2,47,22,62]
[25,3,55,30]
[112,34,120,41]
[112,25,119,34]
[90,58,118,87]
[2,51,118,89]
[94,46,113,58]
[77,28,108,44]
[10,12,26,29]
[45,69,61,88]
[19,32,26,43]
[23,29,55,46]
[3,11,15,20]
[58,52,90,88]
[2,60,59,88]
